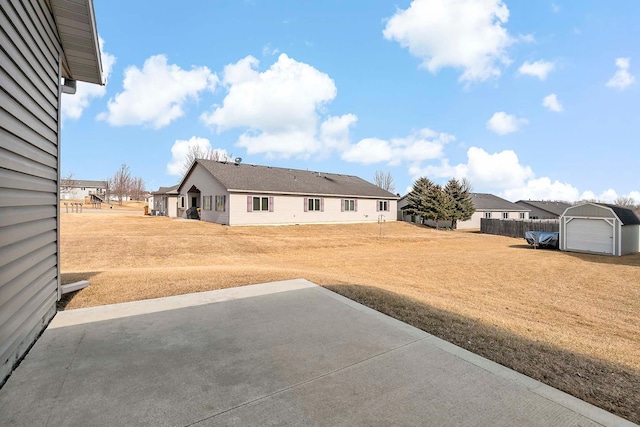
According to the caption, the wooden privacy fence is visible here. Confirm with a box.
[480,218,559,238]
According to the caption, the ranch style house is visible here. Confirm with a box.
[175,160,399,226]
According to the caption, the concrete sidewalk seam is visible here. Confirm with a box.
[183,336,430,426]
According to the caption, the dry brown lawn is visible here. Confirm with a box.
[60,210,640,423]
[62,199,147,211]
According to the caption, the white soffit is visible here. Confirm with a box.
[49,0,103,85]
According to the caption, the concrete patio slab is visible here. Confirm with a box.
[0,279,634,426]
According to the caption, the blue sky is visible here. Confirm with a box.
[61,0,639,202]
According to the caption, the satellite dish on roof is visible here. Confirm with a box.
[234,157,242,164]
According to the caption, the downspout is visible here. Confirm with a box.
[56,54,62,301]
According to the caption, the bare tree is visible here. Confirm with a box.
[109,164,132,205]
[60,172,77,197]
[129,177,146,201]
[180,145,232,176]
[373,170,396,193]
[614,196,637,208]
[461,177,473,193]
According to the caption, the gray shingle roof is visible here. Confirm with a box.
[189,160,398,199]
[152,185,179,195]
[516,200,571,216]
[471,193,529,211]
[601,204,640,225]
[68,180,107,188]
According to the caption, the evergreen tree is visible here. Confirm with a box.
[432,183,452,229]
[402,177,436,223]
[403,178,453,228]
[444,178,475,229]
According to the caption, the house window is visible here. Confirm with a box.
[343,199,356,212]
[484,212,492,219]
[252,196,270,212]
[307,198,321,211]
[519,212,525,219]
[502,212,509,219]
[203,196,212,211]
[180,197,185,208]
[215,195,226,212]
[377,200,389,211]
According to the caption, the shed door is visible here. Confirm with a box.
[566,219,614,254]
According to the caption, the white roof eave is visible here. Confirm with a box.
[50,0,104,85]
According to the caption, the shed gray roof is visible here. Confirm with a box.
[601,204,640,225]
[471,193,529,212]
[516,200,571,216]
[152,185,179,195]
[184,160,398,199]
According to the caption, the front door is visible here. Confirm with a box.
[192,196,198,208]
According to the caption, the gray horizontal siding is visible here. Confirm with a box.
[3,0,58,78]
[0,0,61,384]
[0,165,57,191]
[0,221,57,267]
[0,205,57,228]
[1,117,57,158]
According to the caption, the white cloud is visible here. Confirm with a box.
[518,34,536,43]
[542,93,563,112]
[627,191,640,204]
[262,44,280,56]
[486,111,528,135]
[342,128,454,165]
[579,189,623,202]
[99,55,218,129]
[341,138,393,164]
[320,114,358,151]
[502,177,579,201]
[517,60,555,80]
[405,140,640,203]
[383,0,513,83]
[407,143,638,203]
[411,147,534,190]
[166,137,230,176]
[62,37,116,121]
[201,53,356,158]
[606,57,635,90]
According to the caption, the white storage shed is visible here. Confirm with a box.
[559,203,640,256]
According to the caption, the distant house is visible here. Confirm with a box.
[60,179,107,201]
[559,203,640,256]
[150,185,179,217]
[398,193,530,229]
[176,160,398,225]
[1,0,103,384]
[515,200,571,219]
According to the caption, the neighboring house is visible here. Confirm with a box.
[60,179,107,201]
[150,185,179,217]
[559,203,640,256]
[1,0,103,384]
[515,200,571,219]
[397,193,530,229]
[176,160,398,225]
